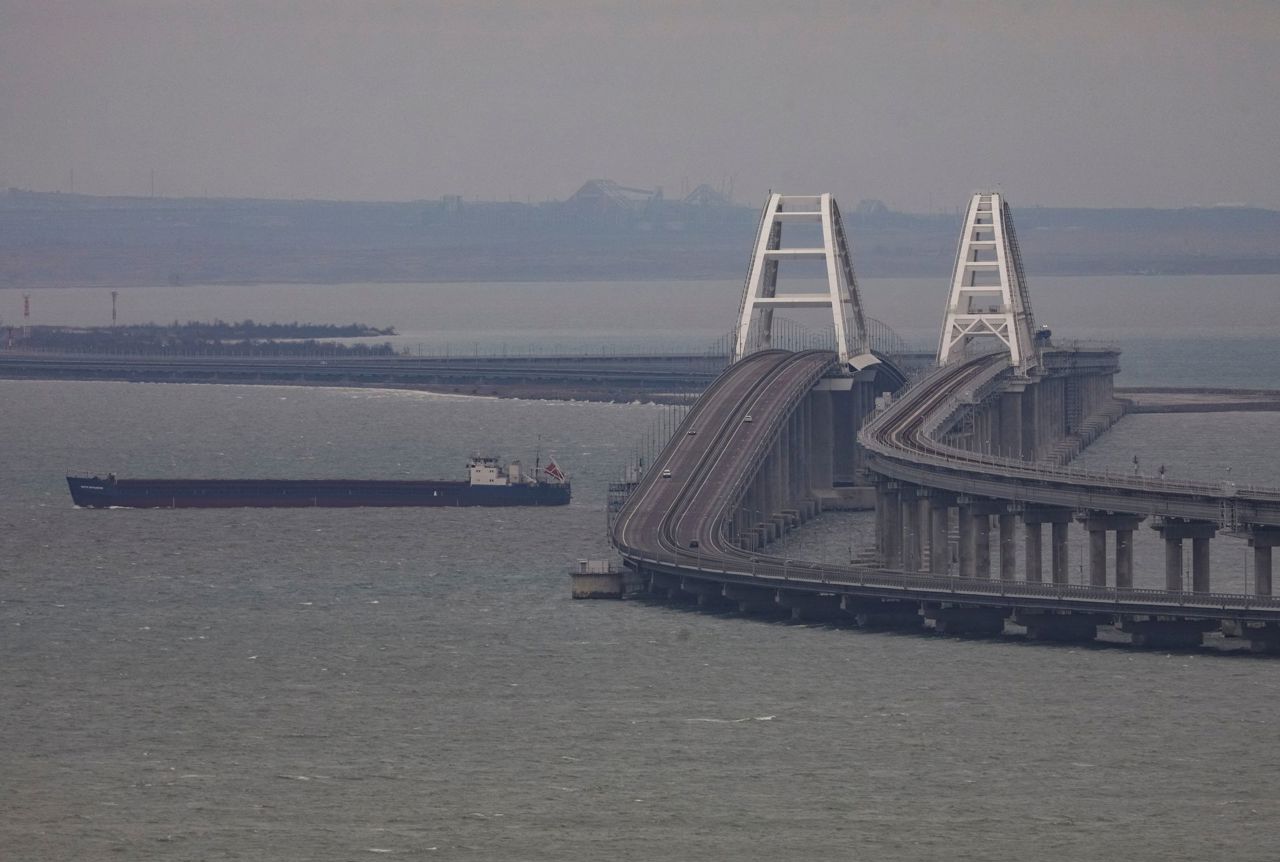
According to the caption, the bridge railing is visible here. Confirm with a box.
[861,353,1280,507]
[650,549,1280,615]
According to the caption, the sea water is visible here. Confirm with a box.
[2,277,1279,860]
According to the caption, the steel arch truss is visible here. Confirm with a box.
[732,193,870,369]
[938,192,1038,371]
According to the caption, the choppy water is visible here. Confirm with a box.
[4,277,1280,860]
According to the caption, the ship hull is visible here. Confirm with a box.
[67,476,571,509]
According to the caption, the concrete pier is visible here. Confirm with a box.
[877,482,902,567]
[1237,622,1280,654]
[681,577,733,609]
[901,488,922,573]
[1116,524,1135,589]
[570,561,643,599]
[960,499,1004,579]
[974,514,991,579]
[842,597,923,629]
[775,590,843,623]
[1013,610,1106,643]
[958,504,975,578]
[1087,522,1107,587]
[1249,528,1280,596]
[1081,513,1145,588]
[1052,520,1071,585]
[929,496,952,574]
[1192,536,1212,593]
[998,513,1017,581]
[1024,520,1043,582]
[723,583,787,616]
[1022,506,1073,584]
[925,605,1006,637]
[1119,617,1217,649]
[999,390,1024,460]
[1255,545,1273,596]
[1154,519,1218,593]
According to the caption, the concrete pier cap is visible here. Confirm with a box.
[1079,510,1146,588]
[1245,526,1280,597]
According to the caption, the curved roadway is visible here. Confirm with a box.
[613,349,836,562]
[612,349,1280,623]
[860,354,1280,528]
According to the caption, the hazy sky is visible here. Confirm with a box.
[3,1,1278,210]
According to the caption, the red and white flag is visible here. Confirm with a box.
[544,458,566,482]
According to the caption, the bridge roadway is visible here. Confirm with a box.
[613,350,837,561]
[612,349,1280,626]
[860,353,1280,529]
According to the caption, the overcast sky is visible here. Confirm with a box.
[3,1,1278,210]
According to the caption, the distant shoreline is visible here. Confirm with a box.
[7,266,1280,292]
[5,189,1280,287]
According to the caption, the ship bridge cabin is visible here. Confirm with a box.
[467,456,520,486]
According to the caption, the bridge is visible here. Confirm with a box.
[609,192,1280,653]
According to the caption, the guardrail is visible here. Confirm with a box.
[860,353,1280,513]
[618,548,1280,619]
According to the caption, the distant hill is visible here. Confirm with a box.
[3,187,1279,288]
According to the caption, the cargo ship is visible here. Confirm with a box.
[67,455,570,509]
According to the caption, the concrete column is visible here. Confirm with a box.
[773,438,786,521]
[808,390,833,493]
[919,496,933,571]
[985,401,1002,456]
[1088,527,1107,587]
[1248,529,1280,596]
[974,514,991,579]
[875,484,889,560]
[959,499,1006,579]
[1026,509,1073,585]
[831,389,856,484]
[1153,519,1215,593]
[1051,521,1070,585]
[1254,545,1272,596]
[901,489,921,573]
[1164,536,1184,592]
[999,513,1017,581]
[784,414,796,506]
[849,382,869,476]
[929,498,951,575]
[1024,521,1043,583]
[1020,384,1038,461]
[1192,537,1211,593]
[880,484,901,567]
[958,504,975,578]
[798,394,808,502]
[999,391,1024,460]
[1115,528,1135,590]
[1081,513,1145,589]
[793,407,807,517]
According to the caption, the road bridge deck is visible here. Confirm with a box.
[611,349,1280,644]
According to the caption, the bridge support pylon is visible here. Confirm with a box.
[938,192,1038,372]
[733,193,872,369]
[1247,528,1280,596]
[1153,518,1217,593]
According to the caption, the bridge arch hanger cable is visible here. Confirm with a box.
[732,192,879,374]
[937,192,1040,376]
